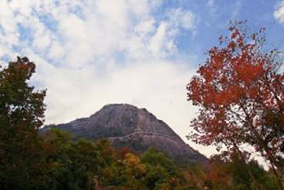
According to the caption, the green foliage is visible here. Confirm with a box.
[41,130,117,190]
[0,57,46,190]
[0,57,46,129]
[228,154,252,189]
[141,148,177,175]
[205,152,283,190]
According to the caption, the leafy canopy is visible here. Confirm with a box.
[187,24,284,189]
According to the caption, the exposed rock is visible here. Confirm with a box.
[42,104,207,163]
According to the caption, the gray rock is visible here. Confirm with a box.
[42,104,207,163]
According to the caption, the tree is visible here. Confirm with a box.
[0,57,46,189]
[0,56,46,130]
[187,24,284,190]
[205,153,234,190]
[42,129,104,190]
[204,151,278,190]
[141,148,180,190]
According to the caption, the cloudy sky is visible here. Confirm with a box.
[1,0,284,157]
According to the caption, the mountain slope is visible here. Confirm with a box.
[43,104,207,163]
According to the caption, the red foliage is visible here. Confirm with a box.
[187,25,284,176]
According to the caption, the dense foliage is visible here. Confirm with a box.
[38,130,280,190]
[0,57,46,189]
[4,127,279,190]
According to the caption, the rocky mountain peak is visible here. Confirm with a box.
[43,103,207,163]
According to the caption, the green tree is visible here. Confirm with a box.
[42,129,116,190]
[141,148,180,190]
[0,57,46,190]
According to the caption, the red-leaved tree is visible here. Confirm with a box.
[187,25,284,189]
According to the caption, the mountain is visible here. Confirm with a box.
[42,104,207,163]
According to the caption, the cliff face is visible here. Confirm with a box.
[43,104,207,163]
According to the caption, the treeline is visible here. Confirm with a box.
[35,130,282,190]
[1,127,279,190]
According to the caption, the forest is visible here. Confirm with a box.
[0,25,283,190]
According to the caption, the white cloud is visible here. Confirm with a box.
[274,0,284,25]
[149,22,168,56]
[125,8,196,60]
[0,0,19,58]
[167,8,195,31]
[0,0,213,156]
[134,18,156,35]
[127,0,149,16]
[48,41,65,60]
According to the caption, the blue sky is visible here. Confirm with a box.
[0,0,284,158]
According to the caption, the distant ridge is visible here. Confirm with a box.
[42,104,207,163]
